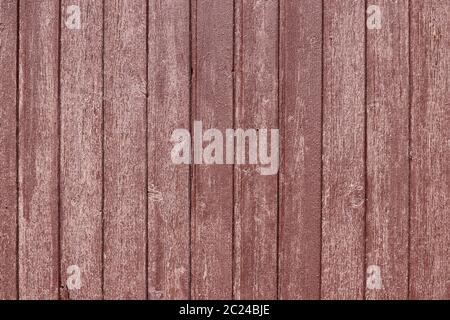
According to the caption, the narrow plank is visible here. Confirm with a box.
[0,0,18,300]
[103,0,147,299]
[278,0,322,300]
[191,0,234,299]
[410,0,450,300]
[365,0,410,300]
[18,0,60,299]
[59,0,103,300]
[233,0,278,300]
[322,1,366,300]
[147,0,190,300]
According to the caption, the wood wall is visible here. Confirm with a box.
[0,0,448,300]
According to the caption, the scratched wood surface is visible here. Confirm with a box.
[0,0,448,300]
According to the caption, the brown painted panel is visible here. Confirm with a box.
[233,0,278,300]
[0,0,18,300]
[322,0,366,300]
[278,0,323,300]
[60,0,103,300]
[147,0,190,300]
[410,0,450,300]
[18,0,60,300]
[365,0,410,300]
[191,0,234,300]
[103,0,147,299]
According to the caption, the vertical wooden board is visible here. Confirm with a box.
[0,0,17,300]
[233,0,278,300]
[322,1,366,300]
[103,0,147,299]
[191,0,234,300]
[18,0,60,300]
[147,0,190,300]
[365,0,410,300]
[59,0,103,300]
[278,0,322,300]
[410,0,450,300]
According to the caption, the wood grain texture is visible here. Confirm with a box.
[59,0,103,300]
[233,0,278,300]
[365,0,410,300]
[0,0,18,300]
[191,0,234,300]
[103,0,147,299]
[322,0,366,300]
[409,0,450,300]
[278,0,322,300]
[0,0,449,301]
[147,0,190,300]
[18,0,60,300]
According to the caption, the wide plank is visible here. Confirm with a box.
[59,0,103,300]
[103,0,148,299]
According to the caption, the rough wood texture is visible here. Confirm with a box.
[147,0,190,300]
[0,0,449,301]
[322,0,366,300]
[18,0,60,300]
[233,0,278,300]
[103,0,147,299]
[0,0,18,300]
[365,0,410,300]
[278,0,322,300]
[60,0,103,300]
[410,0,450,300]
[190,0,234,299]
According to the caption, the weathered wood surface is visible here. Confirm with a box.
[18,0,60,300]
[366,0,410,300]
[233,0,278,300]
[0,0,18,300]
[190,0,234,300]
[322,0,366,300]
[148,0,191,300]
[59,0,103,300]
[410,0,450,300]
[103,0,148,299]
[278,0,322,300]
[0,0,448,300]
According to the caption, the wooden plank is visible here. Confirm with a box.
[147,0,190,300]
[322,0,366,300]
[59,0,103,300]
[365,0,410,300]
[103,0,147,299]
[410,0,450,300]
[191,0,234,300]
[18,0,60,300]
[0,0,18,300]
[278,0,322,300]
[233,0,278,300]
